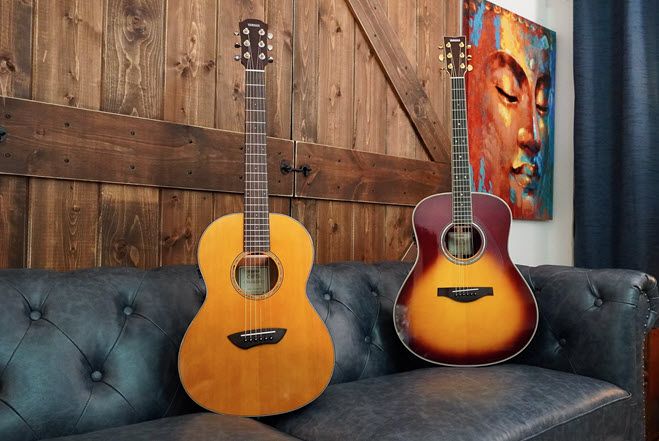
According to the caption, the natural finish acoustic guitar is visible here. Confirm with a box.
[178,19,334,416]
[393,36,538,367]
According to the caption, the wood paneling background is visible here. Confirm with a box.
[0,0,459,270]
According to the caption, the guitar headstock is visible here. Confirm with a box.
[233,19,273,70]
[438,36,472,78]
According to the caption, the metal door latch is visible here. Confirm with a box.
[280,160,312,177]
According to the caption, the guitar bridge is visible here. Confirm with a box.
[437,287,493,303]
[227,328,286,349]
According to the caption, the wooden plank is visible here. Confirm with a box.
[27,179,99,270]
[0,0,32,268]
[295,141,450,206]
[213,193,243,218]
[385,205,414,260]
[164,0,217,127]
[315,200,353,263]
[32,0,104,109]
[101,0,165,269]
[385,0,424,159]
[417,0,459,158]
[353,25,387,154]
[162,0,218,266]
[266,0,293,139]
[352,203,386,262]
[0,97,295,195]
[215,0,265,131]
[344,0,451,163]
[30,0,104,271]
[0,175,26,268]
[160,189,213,265]
[99,184,160,268]
[0,0,33,98]
[270,196,290,215]
[317,0,354,148]
[292,0,319,142]
[102,0,165,119]
[291,198,318,254]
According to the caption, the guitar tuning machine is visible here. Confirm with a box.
[233,54,241,61]
[268,56,274,63]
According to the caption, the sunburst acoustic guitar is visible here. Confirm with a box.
[178,19,334,416]
[393,36,538,367]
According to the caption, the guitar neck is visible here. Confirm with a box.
[450,76,473,226]
[244,68,270,252]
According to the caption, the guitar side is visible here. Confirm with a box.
[178,213,335,416]
[393,192,538,366]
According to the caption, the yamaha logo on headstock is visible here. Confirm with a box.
[233,19,274,70]
[438,36,473,78]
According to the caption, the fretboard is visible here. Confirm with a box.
[450,77,473,225]
[244,69,270,252]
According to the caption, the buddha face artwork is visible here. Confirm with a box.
[464,0,556,220]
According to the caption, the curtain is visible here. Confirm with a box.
[573,1,659,276]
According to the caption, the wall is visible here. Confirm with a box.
[0,0,460,270]
[489,0,575,266]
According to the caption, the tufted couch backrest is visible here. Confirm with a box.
[0,262,420,440]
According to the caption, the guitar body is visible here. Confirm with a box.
[394,192,538,366]
[179,213,334,416]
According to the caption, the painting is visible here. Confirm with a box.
[464,0,556,220]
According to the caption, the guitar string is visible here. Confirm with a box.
[459,76,474,272]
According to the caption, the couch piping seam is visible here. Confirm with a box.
[520,393,631,441]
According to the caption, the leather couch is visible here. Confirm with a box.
[0,262,656,441]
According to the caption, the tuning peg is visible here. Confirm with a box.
[268,56,274,63]
[467,65,473,71]
[234,43,241,48]
[233,55,241,61]
[267,32,273,40]
[267,44,273,51]
[234,31,239,36]
[467,44,472,49]
[467,55,472,59]
[438,44,444,49]
[438,54,444,62]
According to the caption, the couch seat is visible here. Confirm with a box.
[46,413,296,441]
[267,364,631,441]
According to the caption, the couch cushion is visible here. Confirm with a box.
[267,364,630,441]
[45,413,296,441]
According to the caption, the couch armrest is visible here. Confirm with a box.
[516,265,658,397]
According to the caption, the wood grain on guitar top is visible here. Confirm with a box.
[394,193,538,366]
[178,213,335,416]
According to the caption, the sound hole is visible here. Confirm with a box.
[443,224,483,260]
[234,253,280,298]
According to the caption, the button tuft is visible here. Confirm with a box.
[91,371,103,382]
[29,310,41,321]
[323,293,331,301]
[123,306,134,316]
[594,299,603,307]
[364,336,372,343]
[559,338,567,347]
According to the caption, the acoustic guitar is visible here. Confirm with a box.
[178,19,334,416]
[393,36,538,367]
